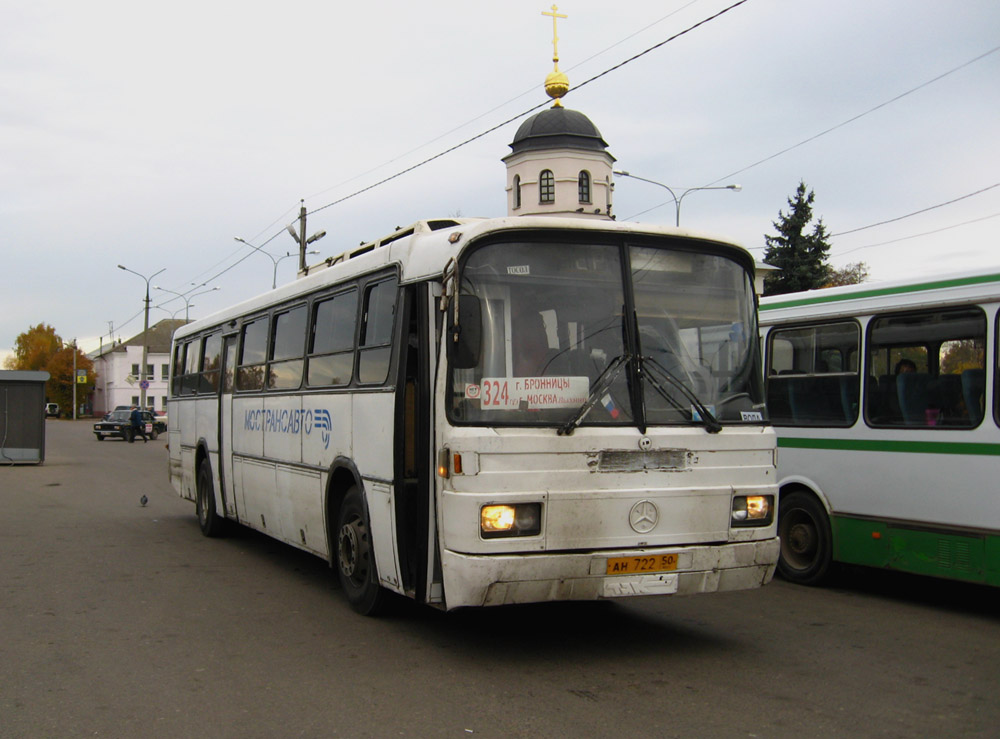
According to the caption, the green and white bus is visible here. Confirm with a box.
[760,268,1000,586]
[167,216,778,614]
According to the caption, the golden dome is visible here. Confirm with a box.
[545,70,569,106]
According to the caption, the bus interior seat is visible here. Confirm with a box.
[896,372,931,425]
[873,375,901,423]
[962,368,986,425]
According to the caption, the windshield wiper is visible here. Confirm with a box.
[641,356,723,434]
[557,354,631,436]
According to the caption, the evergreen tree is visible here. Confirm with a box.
[762,181,832,296]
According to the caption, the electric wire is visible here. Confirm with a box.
[831,211,1000,258]
[301,0,750,222]
[302,1,705,204]
[704,44,1000,187]
[830,183,1000,237]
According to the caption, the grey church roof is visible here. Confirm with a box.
[507,107,611,156]
[95,318,188,357]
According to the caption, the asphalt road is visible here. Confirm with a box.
[1,420,998,738]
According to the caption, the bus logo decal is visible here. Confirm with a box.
[313,409,332,449]
[242,407,331,449]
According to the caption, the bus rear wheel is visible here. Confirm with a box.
[336,487,386,615]
[196,459,227,538]
[777,490,832,585]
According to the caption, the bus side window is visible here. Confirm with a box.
[201,332,222,393]
[237,317,268,391]
[358,278,398,385]
[307,289,357,387]
[268,305,307,390]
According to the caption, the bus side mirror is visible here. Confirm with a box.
[448,296,482,369]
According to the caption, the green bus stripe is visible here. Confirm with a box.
[777,436,1000,456]
[760,272,1000,311]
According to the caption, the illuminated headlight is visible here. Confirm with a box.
[731,495,774,527]
[480,503,542,539]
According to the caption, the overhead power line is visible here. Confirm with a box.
[832,211,1000,258]
[831,183,1000,237]
[706,44,1000,186]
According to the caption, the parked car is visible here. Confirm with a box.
[45,403,60,418]
[93,409,166,441]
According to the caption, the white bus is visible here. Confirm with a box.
[760,268,1000,587]
[168,216,778,613]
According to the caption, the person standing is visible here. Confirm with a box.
[129,406,149,443]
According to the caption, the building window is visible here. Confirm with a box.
[539,170,555,203]
[131,363,139,377]
[578,171,591,203]
[161,364,169,380]
[513,175,521,209]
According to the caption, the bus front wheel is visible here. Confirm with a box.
[336,487,386,615]
[777,490,832,585]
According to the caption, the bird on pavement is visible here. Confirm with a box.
[140,495,148,507]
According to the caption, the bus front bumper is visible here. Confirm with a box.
[439,538,779,609]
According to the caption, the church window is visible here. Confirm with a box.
[513,175,521,209]
[539,170,555,203]
[578,171,591,203]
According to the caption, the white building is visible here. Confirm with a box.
[89,319,186,415]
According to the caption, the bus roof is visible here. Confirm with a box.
[173,216,753,341]
[759,266,1000,324]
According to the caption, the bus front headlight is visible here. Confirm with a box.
[480,503,542,539]
[731,495,774,527]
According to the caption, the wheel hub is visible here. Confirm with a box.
[788,521,815,554]
[338,521,362,579]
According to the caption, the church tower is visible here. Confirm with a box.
[503,6,615,219]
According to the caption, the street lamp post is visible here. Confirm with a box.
[153,285,220,321]
[235,237,320,289]
[118,264,165,410]
[613,170,741,226]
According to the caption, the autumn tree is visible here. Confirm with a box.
[823,261,870,288]
[6,324,95,409]
[46,345,96,411]
[762,181,833,296]
[5,323,61,371]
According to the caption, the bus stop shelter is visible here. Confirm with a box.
[0,370,50,464]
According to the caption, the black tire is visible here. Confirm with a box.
[777,489,833,585]
[335,487,387,615]
[149,428,158,441]
[95,434,103,441]
[196,459,227,537]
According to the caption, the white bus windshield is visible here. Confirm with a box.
[449,238,765,428]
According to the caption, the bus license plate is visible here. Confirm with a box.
[606,553,679,576]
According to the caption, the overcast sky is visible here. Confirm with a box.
[3,0,998,361]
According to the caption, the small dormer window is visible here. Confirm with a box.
[578,170,591,204]
[539,170,555,203]
[513,175,521,209]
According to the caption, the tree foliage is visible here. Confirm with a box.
[6,323,61,371]
[762,181,833,296]
[823,261,870,288]
[5,324,96,409]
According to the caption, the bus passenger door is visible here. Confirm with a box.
[219,334,239,519]
[394,284,433,603]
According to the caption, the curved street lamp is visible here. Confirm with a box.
[235,237,320,289]
[118,264,165,410]
[613,170,741,226]
[154,284,221,321]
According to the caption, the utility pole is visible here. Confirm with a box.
[285,199,326,275]
[298,200,308,273]
[72,339,77,420]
